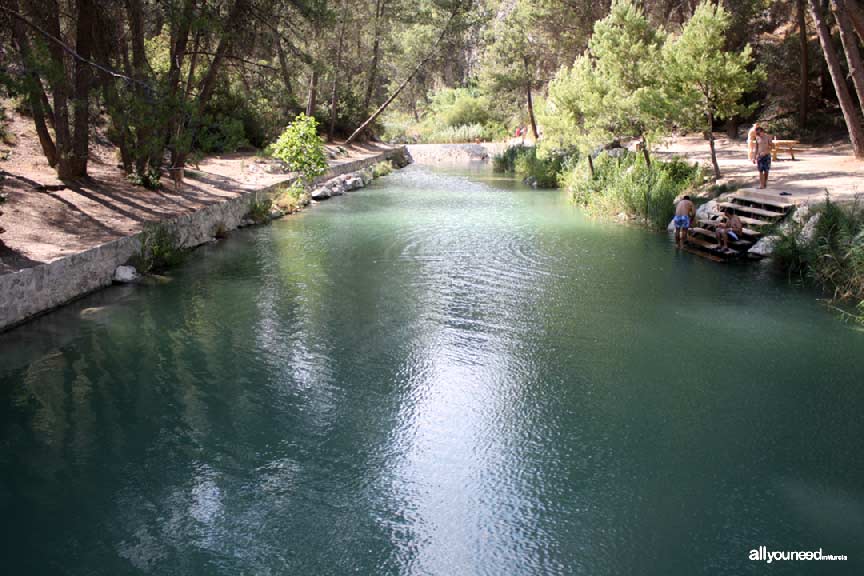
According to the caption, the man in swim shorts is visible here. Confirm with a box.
[716,207,743,254]
[674,195,696,249]
[753,126,773,189]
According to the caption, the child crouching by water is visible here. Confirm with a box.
[674,195,696,249]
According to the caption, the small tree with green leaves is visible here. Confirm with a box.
[270,114,328,183]
[663,1,764,179]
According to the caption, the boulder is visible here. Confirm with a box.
[667,218,676,232]
[695,200,718,221]
[344,175,364,191]
[269,208,285,220]
[749,235,780,258]
[310,186,331,200]
[799,212,821,244]
[113,265,139,283]
[792,204,810,225]
[329,181,345,196]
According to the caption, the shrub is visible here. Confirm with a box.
[270,114,328,182]
[561,152,702,229]
[371,161,393,178]
[774,198,864,321]
[127,167,161,190]
[133,223,185,273]
[492,145,576,189]
[273,181,310,213]
[246,196,273,224]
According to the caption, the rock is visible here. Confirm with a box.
[310,186,331,200]
[344,175,364,191]
[799,212,821,244]
[329,181,345,196]
[113,265,139,283]
[523,176,538,188]
[749,235,780,257]
[360,169,374,185]
[667,219,676,232]
[269,208,285,219]
[792,204,810,225]
[616,212,629,221]
[696,199,718,220]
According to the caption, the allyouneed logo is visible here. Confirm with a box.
[749,546,848,563]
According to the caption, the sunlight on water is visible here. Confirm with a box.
[1,164,863,575]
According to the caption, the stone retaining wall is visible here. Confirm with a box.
[0,146,409,332]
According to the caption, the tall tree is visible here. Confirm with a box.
[831,0,864,110]
[798,0,810,128]
[664,1,763,178]
[810,0,864,157]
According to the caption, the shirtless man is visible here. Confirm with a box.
[716,207,743,253]
[752,126,773,189]
[673,195,696,249]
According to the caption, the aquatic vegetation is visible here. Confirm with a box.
[133,223,185,274]
[774,198,864,322]
[246,196,273,224]
[493,145,574,189]
[273,181,311,214]
[371,161,393,178]
[561,151,702,229]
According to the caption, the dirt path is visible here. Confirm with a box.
[656,134,864,203]
[0,110,392,275]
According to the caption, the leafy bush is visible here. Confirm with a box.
[561,152,702,229]
[774,199,864,321]
[492,145,575,188]
[270,114,328,182]
[133,223,185,273]
[246,196,273,224]
[127,167,161,190]
[273,181,310,213]
[371,161,393,178]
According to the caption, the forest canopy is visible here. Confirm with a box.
[2,0,864,183]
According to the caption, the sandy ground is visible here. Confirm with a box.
[0,110,392,274]
[656,134,864,204]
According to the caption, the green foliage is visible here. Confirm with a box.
[371,161,393,178]
[273,181,310,214]
[774,199,864,321]
[246,196,273,224]
[270,114,328,183]
[493,145,576,188]
[562,152,702,229]
[133,223,185,274]
[127,168,161,190]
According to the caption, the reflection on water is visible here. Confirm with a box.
[1,165,863,575]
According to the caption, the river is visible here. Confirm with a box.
[1,164,862,575]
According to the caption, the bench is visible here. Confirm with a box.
[771,139,800,161]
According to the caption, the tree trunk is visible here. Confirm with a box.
[62,0,96,179]
[587,153,595,177]
[641,136,651,166]
[798,0,810,128]
[846,0,864,40]
[346,11,456,146]
[526,83,539,139]
[363,0,384,115]
[725,118,738,139]
[9,0,57,166]
[707,114,721,179]
[328,1,347,141]
[306,68,319,117]
[811,0,864,157]
[832,0,864,110]
[276,35,294,113]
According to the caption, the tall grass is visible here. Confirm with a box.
[560,152,702,229]
[774,198,864,321]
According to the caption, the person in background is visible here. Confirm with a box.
[673,195,696,249]
[752,126,773,189]
[747,122,761,162]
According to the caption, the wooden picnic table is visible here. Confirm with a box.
[772,139,800,161]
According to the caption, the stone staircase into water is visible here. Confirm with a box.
[682,190,796,262]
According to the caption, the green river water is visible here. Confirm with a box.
[1,164,862,575]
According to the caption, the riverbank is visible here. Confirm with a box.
[0,143,410,332]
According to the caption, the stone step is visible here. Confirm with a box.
[729,192,795,212]
[696,219,762,239]
[690,227,753,249]
[718,202,786,220]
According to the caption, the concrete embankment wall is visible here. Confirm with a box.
[406,143,507,164]
[0,146,409,333]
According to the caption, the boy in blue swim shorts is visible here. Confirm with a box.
[674,195,695,249]
[753,126,773,189]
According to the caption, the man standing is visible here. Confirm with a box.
[753,126,773,189]
[673,195,696,249]
[747,122,760,161]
